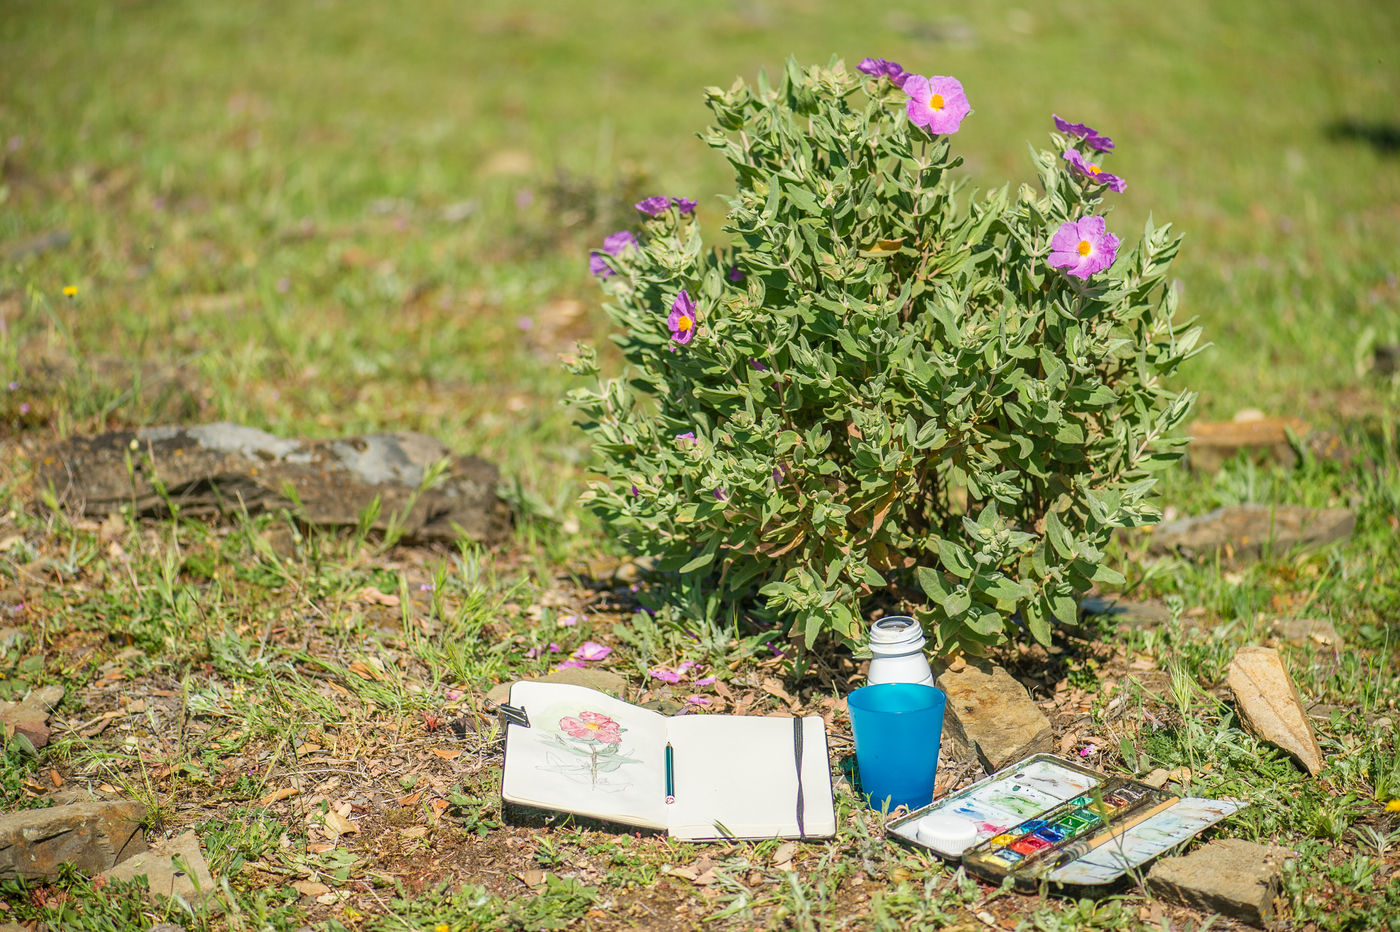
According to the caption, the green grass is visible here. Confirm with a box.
[2,0,1399,929]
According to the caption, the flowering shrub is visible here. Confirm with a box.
[567,57,1200,654]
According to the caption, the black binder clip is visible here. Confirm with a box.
[498,703,530,729]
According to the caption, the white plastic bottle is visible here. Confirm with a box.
[866,615,936,688]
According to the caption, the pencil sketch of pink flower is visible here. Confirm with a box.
[551,710,640,788]
[559,711,623,744]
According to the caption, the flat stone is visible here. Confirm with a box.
[1187,416,1306,474]
[0,799,146,881]
[102,830,214,902]
[1147,838,1289,927]
[1146,504,1355,563]
[1269,616,1343,650]
[486,668,630,706]
[0,685,65,750]
[1227,646,1324,776]
[1079,596,1173,629]
[932,658,1053,773]
[39,425,509,546]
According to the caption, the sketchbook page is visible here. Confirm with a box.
[1045,797,1246,886]
[502,682,670,830]
[665,715,834,841]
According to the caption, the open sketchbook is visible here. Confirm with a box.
[500,682,835,841]
[886,754,1245,891]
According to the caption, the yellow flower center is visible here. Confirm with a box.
[677,316,693,332]
[929,93,945,111]
[584,721,601,730]
[1077,240,1092,257]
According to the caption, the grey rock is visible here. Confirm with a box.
[1227,646,1325,776]
[149,925,188,932]
[1269,616,1343,650]
[487,668,630,706]
[0,684,65,750]
[1147,838,1289,927]
[933,658,1053,773]
[1146,504,1355,563]
[39,425,509,546]
[0,626,25,651]
[0,799,146,880]
[102,830,213,902]
[1079,596,1173,629]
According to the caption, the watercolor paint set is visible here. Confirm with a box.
[886,754,1245,891]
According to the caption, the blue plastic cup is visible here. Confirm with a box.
[847,683,947,812]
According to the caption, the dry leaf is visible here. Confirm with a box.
[358,586,400,607]
[348,658,386,681]
[257,786,297,806]
[49,770,63,787]
[760,677,795,705]
[316,892,339,906]
[429,797,450,820]
[293,881,331,897]
[519,869,546,887]
[307,842,335,854]
[398,791,422,807]
[771,841,797,866]
[322,809,358,837]
[400,826,428,840]
[431,748,462,760]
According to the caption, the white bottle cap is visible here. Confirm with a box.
[915,813,978,855]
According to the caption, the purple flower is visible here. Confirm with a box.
[675,431,696,444]
[712,488,727,501]
[904,75,971,136]
[749,358,768,371]
[727,266,745,282]
[1053,114,1114,152]
[589,230,638,278]
[1048,216,1120,280]
[649,667,683,684]
[668,289,698,344]
[525,642,561,659]
[695,675,716,687]
[630,483,640,498]
[858,57,909,87]
[635,195,670,216]
[573,641,612,662]
[1062,150,1126,193]
[671,197,697,215]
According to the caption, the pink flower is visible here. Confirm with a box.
[903,75,971,136]
[525,642,561,659]
[1048,216,1120,280]
[668,289,698,344]
[554,660,586,670]
[1062,149,1126,192]
[558,614,583,627]
[650,667,683,684]
[677,661,696,673]
[1079,744,1097,756]
[560,711,623,743]
[695,675,716,687]
[573,641,612,662]
[685,695,711,707]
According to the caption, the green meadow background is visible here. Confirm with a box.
[3,0,1397,495]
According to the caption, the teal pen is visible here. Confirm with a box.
[665,742,675,804]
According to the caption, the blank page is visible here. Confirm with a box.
[665,715,835,841]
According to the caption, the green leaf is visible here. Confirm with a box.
[916,565,948,600]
